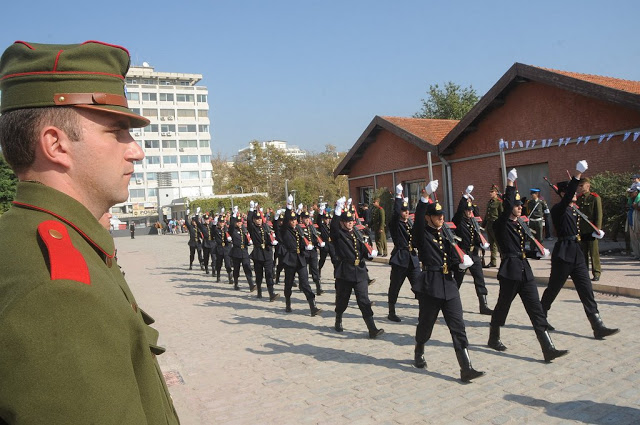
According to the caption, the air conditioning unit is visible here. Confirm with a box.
[134,132,141,136]
[166,132,172,136]
[136,178,143,184]
[160,117,166,121]
[160,132,167,136]
[168,116,174,120]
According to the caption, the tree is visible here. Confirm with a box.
[414,81,479,120]
[0,155,18,214]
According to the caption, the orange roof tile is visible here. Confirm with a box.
[380,116,459,145]
[536,67,640,95]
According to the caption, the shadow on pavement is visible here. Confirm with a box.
[504,394,640,425]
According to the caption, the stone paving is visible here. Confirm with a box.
[116,234,640,425]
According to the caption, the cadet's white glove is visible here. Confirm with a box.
[482,242,490,250]
[459,254,474,270]
[536,248,551,259]
[508,168,518,182]
[425,180,439,195]
[196,207,201,215]
[213,217,218,225]
[305,244,314,251]
[396,183,403,196]
[247,239,253,246]
[233,205,239,214]
[249,200,255,210]
[465,185,474,195]
[347,198,352,208]
[319,241,325,247]
[370,249,378,258]
[221,207,225,213]
[271,239,278,246]
[227,236,232,242]
[403,197,409,204]
[186,208,190,215]
[288,194,294,203]
[576,160,588,174]
[592,229,605,239]
[544,209,550,214]
[259,207,263,213]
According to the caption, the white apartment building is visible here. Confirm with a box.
[110,64,213,223]
[236,139,306,162]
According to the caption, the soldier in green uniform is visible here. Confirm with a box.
[0,41,180,424]
[576,178,603,281]
[526,188,549,245]
[371,197,387,256]
[483,184,503,268]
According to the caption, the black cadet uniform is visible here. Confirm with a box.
[526,189,548,244]
[247,209,280,301]
[185,217,204,270]
[279,209,321,316]
[488,185,568,362]
[540,178,618,339]
[213,217,233,283]
[387,196,420,322]
[301,212,324,296]
[331,206,383,338]
[452,196,493,315]
[317,211,336,274]
[229,213,256,292]
[198,216,216,275]
[411,198,483,382]
[273,211,287,284]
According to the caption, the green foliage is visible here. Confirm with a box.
[0,155,18,214]
[413,81,479,120]
[589,169,640,235]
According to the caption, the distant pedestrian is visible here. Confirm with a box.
[129,222,135,239]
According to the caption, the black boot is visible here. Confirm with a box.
[308,299,322,317]
[543,307,555,331]
[478,295,493,315]
[267,285,280,302]
[387,303,401,322]
[200,262,205,271]
[455,348,485,382]
[204,265,209,274]
[227,272,233,285]
[285,296,292,313]
[248,276,256,293]
[315,281,324,296]
[335,312,343,332]
[189,264,193,270]
[216,271,221,282]
[414,343,426,369]
[587,313,619,340]
[536,330,569,363]
[364,316,384,339]
[487,325,507,351]
[233,277,239,291]
[256,284,263,299]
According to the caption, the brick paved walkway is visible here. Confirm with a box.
[117,234,640,424]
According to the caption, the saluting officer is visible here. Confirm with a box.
[247,201,280,301]
[213,211,234,284]
[540,161,618,340]
[576,177,603,281]
[411,181,484,382]
[0,40,179,423]
[483,184,503,268]
[386,184,421,323]
[487,168,568,363]
[526,188,548,244]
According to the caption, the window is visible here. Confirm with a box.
[132,172,143,182]
[160,109,174,117]
[201,170,212,179]
[142,108,158,118]
[148,188,158,198]
[197,94,207,103]
[179,140,198,148]
[142,93,157,101]
[176,93,194,102]
[180,81,190,86]
[126,78,138,84]
[162,140,177,149]
[180,155,198,164]
[159,93,174,102]
[144,140,160,149]
[142,79,155,85]
[199,139,210,148]
[144,124,158,133]
[130,108,141,115]
[160,80,173,85]
[126,92,139,101]
[146,156,161,165]
[177,109,195,118]
[170,171,179,180]
[146,172,157,181]
[130,189,145,198]
[163,156,178,165]
[200,155,211,163]
[405,180,426,212]
[178,124,197,133]
[359,187,374,207]
[181,171,199,180]
[160,124,176,133]
[197,110,208,118]
[199,124,210,133]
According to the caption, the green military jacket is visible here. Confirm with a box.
[0,182,179,425]
[483,197,503,224]
[576,191,603,236]
[526,198,548,220]
[371,205,385,231]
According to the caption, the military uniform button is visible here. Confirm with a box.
[106,257,113,268]
[48,229,63,239]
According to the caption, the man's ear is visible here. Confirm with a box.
[38,126,73,169]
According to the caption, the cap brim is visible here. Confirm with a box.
[75,104,150,128]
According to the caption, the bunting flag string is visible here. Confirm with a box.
[498,128,640,151]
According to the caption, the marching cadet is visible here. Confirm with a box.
[0,40,179,423]
[483,184,503,268]
[452,186,493,315]
[185,213,205,271]
[576,178,603,281]
[301,210,325,296]
[526,188,548,245]
[247,201,280,301]
[411,181,484,382]
[317,205,336,277]
[198,213,217,275]
[540,161,618,339]
[279,196,322,316]
[332,197,384,338]
[487,168,568,363]
[229,206,256,292]
[273,209,287,285]
[386,184,421,323]
[213,211,234,284]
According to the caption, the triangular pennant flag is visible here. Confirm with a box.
[531,140,537,148]
[564,137,571,146]
[541,139,546,147]
[499,139,504,150]
[624,132,631,141]
[558,138,564,147]
[607,133,614,141]
[576,136,583,145]
[634,132,640,142]
[548,138,553,147]
[511,141,516,149]
[518,140,523,148]
[598,135,605,144]
[584,136,590,145]
[525,140,531,148]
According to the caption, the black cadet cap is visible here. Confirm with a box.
[340,210,356,222]
[425,201,444,216]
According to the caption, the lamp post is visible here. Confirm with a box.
[291,190,297,206]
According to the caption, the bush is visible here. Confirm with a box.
[589,169,639,237]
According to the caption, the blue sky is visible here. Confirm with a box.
[2,1,639,157]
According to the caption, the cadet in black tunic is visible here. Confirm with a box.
[247,203,280,301]
[185,215,204,270]
[198,214,217,275]
[387,184,421,323]
[452,187,493,315]
[411,181,484,382]
[279,204,322,316]
[540,161,618,339]
[213,213,233,284]
[301,211,325,296]
[332,197,384,338]
[488,168,568,363]
[229,208,256,292]
[317,208,336,275]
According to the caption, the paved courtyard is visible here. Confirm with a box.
[116,234,640,425]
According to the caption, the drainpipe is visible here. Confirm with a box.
[439,156,455,219]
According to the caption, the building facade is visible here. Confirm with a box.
[235,140,306,163]
[109,64,213,225]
